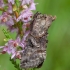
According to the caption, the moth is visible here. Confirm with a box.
[20,12,56,69]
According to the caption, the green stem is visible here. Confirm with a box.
[10,58,22,70]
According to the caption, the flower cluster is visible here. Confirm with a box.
[0,0,36,59]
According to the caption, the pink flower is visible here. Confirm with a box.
[0,0,5,8]
[17,10,33,22]
[17,0,36,23]
[20,0,34,5]
[8,0,15,4]
[20,0,36,10]
[7,3,13,13]
[0,44,15,55]
[29,2,36,10]
[0,37,25,59]
[0,12,14,26]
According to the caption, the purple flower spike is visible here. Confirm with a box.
[0,0,37,60]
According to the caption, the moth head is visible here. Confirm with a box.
[31,12,56,37]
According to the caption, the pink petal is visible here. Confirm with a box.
[29,3,36,10]
[11,53,16,59]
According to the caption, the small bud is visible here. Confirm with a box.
[13,42,18,47]
[12,5,17,11]
[2,51,6,54]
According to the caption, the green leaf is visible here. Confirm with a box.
[2,29,12,41]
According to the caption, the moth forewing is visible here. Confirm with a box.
[20,12,56,69]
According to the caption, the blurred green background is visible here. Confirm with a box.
[0,0,70,70]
